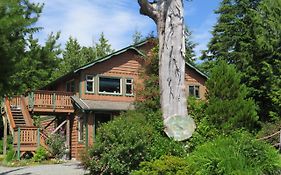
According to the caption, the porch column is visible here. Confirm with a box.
[66,115,71,159]
[2,114,7,155]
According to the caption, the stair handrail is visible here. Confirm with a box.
[20,96,33,126]
[4,97,16,129]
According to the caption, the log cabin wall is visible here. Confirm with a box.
[185,66,207,100]
[70,115,86,159]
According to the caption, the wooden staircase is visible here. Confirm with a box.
[2,96,49,158]
[2,91,74,159]
[11,107,26,126]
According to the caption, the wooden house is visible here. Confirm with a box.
[1,39,208,159]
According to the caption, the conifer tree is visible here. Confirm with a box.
[11,33,61,93]
[206,61,258,132]
[94,32,114,58]
[0,0,42,96]
[202,0,281,121]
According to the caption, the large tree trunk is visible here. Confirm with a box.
[138,0,195,141]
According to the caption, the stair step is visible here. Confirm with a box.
[12,110,22,113]
[12,114,24,117]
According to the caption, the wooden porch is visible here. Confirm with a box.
[2,90,74,159]
[27,90,74,114]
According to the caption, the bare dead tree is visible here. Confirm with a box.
[138,0,195,141]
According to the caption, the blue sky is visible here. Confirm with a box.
[31,0,221,57]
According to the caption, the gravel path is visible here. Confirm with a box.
[0,161,88,175]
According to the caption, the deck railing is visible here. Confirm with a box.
[13,126,49,159]
[28,90,74,112]
[10,96,21,108]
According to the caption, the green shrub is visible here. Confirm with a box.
[5,148,15,162]
[135,132,281,175]
[33,146,48,162]
[132,156,188,175]
[82,111,186,175]
[186,131,281,175]
[46,133,66,159]
[0,135,14,155]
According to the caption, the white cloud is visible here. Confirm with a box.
[190,14,218,58]
[32,0,155,49]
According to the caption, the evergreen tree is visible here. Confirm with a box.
[185,26,196,64]
[132,30,144,44]
[11,33,61,94]
[58,37,87,76]
[202,0,281,121]
[94,32,114,58]
[0,0,42,96]
[206,61,258,132]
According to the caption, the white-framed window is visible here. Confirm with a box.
[66,80,75,92]
[125,78,133,96]
[78,116,85,142]
[189,85,200,98]
[98,76,122,95]
[86,75,95,93]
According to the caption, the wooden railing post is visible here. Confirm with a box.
[37,128,40,147]
[52,92,56,111]
[17,128,21,160]
[2,114,7,155]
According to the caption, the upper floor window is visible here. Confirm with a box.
[99,77,121,95]
[125,79,133,96]
[189,85,200,98]
[86,75,95,93]
[66,80,75,92]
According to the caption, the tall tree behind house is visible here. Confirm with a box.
[202,0,281,121]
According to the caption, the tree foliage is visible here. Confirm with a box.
[202,0,281,121]
[56,33,114,77]
[82,111,186,175]
[93,32,114,59]
[206,61,258,132]
[0,0,42,96]
[11,33,61,94]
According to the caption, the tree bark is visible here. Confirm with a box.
[138,0,195,141]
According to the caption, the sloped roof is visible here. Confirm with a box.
[42,39,207,89]
[71,96,135,111]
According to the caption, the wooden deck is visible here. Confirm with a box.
[3,91,74,159]
[10,91,74,114]
[27,90,74,114]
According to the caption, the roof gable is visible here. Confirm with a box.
[42,39,207,89]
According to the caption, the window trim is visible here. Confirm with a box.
[98,76,122,95]
[85,75,95,94]
[125,78,134,96]
[188,85,200,99]
[78,116,85,143]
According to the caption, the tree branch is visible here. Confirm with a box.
[138,0,158,22]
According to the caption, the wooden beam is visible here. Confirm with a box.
[85,115,88,147]
[2,114,7,155]
[66,116,70,147]
[51,120,67,135]
[17,128,21,160]
[65,115,71,160]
